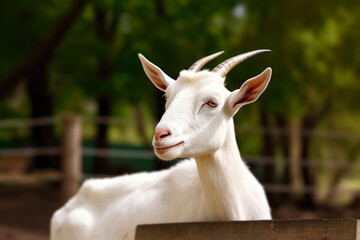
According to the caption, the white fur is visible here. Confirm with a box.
[51,54,272,240]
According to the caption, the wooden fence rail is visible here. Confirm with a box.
[0,115,83,201]
[135,219,360,240]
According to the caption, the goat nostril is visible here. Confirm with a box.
[155,129,171,140]
[160,132,170,139]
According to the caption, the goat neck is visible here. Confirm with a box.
[194,119,250,220]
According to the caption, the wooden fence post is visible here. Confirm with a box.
[61,115,82,202]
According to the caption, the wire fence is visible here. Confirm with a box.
[1,147,359,170]
[0,116,360,199]
[238,126,360,140]
[2,116,360,139]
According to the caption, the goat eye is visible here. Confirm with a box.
[207,100,218,108]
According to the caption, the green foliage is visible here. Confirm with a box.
[0,0,72,74]
[1,0,360,153]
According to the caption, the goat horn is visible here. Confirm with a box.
[188,51,224,72]
[212,49,271,77]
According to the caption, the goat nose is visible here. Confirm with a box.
[155,129,171,141]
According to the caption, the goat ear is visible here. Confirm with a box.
[226,67,272,114]
[138,54,175,92]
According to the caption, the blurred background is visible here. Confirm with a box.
[1,0,360,239]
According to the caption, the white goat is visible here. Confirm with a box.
[51,50,272,240]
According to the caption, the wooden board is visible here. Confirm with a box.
[135,219,359,240]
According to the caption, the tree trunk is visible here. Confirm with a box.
[93,60,113,174]
[299,117,318,208]
[27,65,58,170]
[261,110,275,183]
[288,118,303,198]
[260,110,284,207]
[92,2,120,174]
[94,95,111,173]
[300,96,333,207]
[1,0,90,171]
[275,115,290,184]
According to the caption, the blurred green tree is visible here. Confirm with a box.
[1,0,360,207]
[239,0,360,207]
[0,0,90,169]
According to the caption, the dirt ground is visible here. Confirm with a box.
[0,184,60,240]
[0,184,359,240]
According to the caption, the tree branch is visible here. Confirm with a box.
[304,94,333,128]
[0,0,90,98]
[94,2,107,40]
[108,11,121,43]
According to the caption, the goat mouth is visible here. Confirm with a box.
[155,141,184,153]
